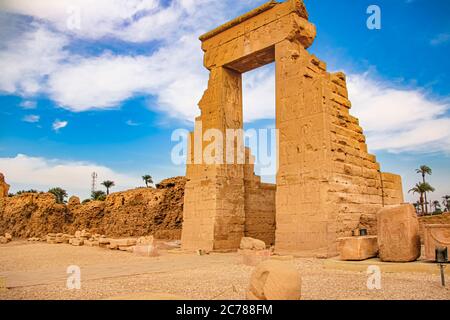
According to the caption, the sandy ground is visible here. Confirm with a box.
[0,241,449,300]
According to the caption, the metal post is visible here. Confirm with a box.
[440,264,446,287]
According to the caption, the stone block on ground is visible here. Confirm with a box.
[377,204,421,262]
[247,260,301,300]
[423,224,450,261]
[137,236,154,245]
[238,249,271,266]
[84,240,99,247]
[118,245,134,252]
[109,238,137,248]
[338,236,378,261]
[71,239,84,246]
[134,244,159,257]
[240,237,266,250]
[0,236,8,244]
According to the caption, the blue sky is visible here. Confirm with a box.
[0,0,449,203]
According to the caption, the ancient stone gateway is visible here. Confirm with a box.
[181,0,404,257]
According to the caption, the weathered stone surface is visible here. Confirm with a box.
[377,204,421,262]
[108,238,137,250]
[180,0,404,256]
[137,235,154,245]
[0,173,10,198]
[419,213,450,242]
[338,236,378,261]
[133,244,159,257]
[423,224,450,261]
[247,260,301,300]
[240,237,266,250]
[238,249,271,266]
[68,196,80,207]
[71,238,84,246]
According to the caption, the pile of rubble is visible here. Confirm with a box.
[0,232,12,244]
[33,230,175,257]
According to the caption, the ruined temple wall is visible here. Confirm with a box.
[325,71,385,240]
[182,0,405,255]
[274,39,405,256]
[243,150,276,245]
[274,40,334,256]
[381,172,404,205]
[244,182,276,246]
[181,67,246,251]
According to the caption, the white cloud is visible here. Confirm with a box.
[0,154,139,199]
[19,100,37,109]
[1,0,449,157]
[22,114,40,123]
[0,0,256,119]
[0,25,68,96]
[243,65,275,122]
[126,120,141,126]
[46,35,206,119]
[0,0,236,42]
[52,120,68,131]
[347,73,450,153]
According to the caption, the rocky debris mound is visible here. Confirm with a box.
[0,173,10,198]
[66,176,186,238]
[0,232,12,244]
[0,192,68,238]
[247,260,302,300]
[0,177,186,240]
[37,230,178,258]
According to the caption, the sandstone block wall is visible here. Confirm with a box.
[243,151,276,245]
[181,0,404,255]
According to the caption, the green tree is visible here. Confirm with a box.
[142,175,153,187]
[101,180,115,195]
[16,189,39,195]
[415,165,432,214]
[409,182,435,215]
[91,190,106,201]
[431,200,441,214]
[48,187,68,204]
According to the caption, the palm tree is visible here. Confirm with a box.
[409,182,435,215]
[142,175,153,187]
[415,165,432,214]
[431,200,441,214]
[48,187,68,204]
[91,190,106,201]
[101,180,115,195]
[442,195,450,212]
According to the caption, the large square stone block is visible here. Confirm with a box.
[377,204,421,262]
[338,235,378,261]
